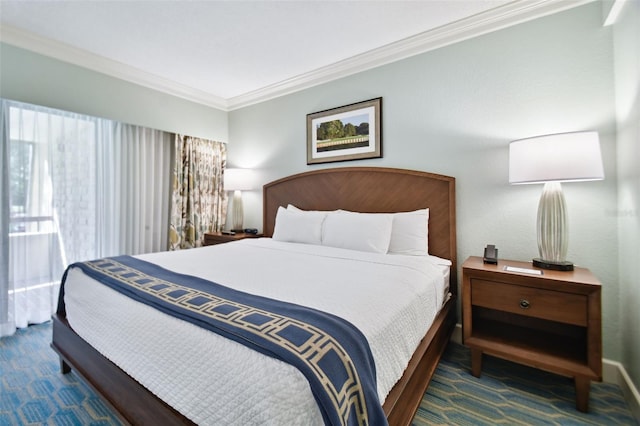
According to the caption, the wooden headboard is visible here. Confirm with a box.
[263,167,457,291]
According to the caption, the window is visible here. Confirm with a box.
[2,99,173,336]
[9,140,34,232]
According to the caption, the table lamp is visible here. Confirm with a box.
[224,168,253,232]
[509,131,604,271]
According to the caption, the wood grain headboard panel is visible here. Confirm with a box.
[263,167,457,291]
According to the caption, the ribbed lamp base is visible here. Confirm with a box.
[535,182,573,272]
[231,190,244,232]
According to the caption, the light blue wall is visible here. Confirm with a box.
[229,2,622,360]
[613,1,640,390]
[0,43,228,141]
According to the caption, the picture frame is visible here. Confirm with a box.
[307,97,382,165]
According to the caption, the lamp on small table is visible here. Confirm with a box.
[509,131,604,271]
[224,168,253,232]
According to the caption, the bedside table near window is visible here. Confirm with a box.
[462,256,602,412]
[203,232,263,246]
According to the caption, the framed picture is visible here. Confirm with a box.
[307,97,382,165]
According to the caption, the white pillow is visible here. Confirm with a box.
[272,206,326,245]
[388,209,429,256]
[322,211,393,254]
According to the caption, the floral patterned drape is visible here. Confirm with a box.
[169,134,227,250]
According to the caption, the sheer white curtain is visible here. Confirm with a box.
[97,122,171,256]
[0,99,172,337]
[1,101,11,336]
[1,100,93,335]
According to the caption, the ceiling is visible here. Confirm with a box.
[0,0,591,110]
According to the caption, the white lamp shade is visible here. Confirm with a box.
[224,168,254,191]
[509,131,604,185]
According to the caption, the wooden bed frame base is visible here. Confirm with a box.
[52,167,457,425]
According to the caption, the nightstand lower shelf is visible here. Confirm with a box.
[466,322,594,378]
[469,308,592,373]
[466,333,596,413]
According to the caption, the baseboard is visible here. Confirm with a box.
[451,323,640,421]
[603,358,640,422]
[451,323,462,345]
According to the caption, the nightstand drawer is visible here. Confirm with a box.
[471,279,587,326]
[204,234,233,245]
[203,232,263,246]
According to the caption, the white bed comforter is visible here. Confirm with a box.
[63,238,450,425]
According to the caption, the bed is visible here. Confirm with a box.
[51,166,457,425]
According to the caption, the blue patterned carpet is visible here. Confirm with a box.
[0,322,119,425]
[416,342,637,425]
[1,322,637,425]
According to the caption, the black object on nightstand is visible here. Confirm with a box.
[483,244,498,264]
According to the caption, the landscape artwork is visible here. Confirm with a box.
[307,98,382,164]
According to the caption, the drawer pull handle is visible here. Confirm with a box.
[519,299,530,309]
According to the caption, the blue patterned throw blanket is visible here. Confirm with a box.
[58,255,387,426]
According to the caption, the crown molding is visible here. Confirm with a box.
[1,0,594,112]
[0,25,229,110]
[227,0,594,110]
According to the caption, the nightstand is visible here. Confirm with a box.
[462,256,602,412]
[203,232,262,246]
